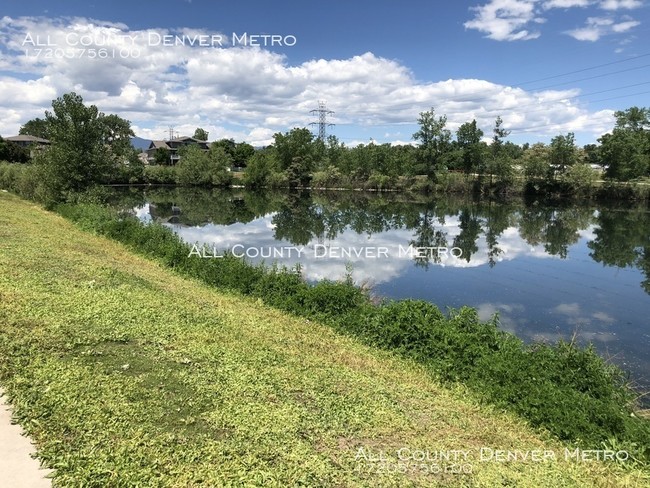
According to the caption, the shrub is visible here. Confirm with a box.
[143,165,177,185]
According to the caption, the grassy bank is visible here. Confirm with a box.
[52,198,650,460]
[0,192,648,486]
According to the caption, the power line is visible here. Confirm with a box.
[474,81,650,118]
[524,63,650,91]
[515,52,650,87]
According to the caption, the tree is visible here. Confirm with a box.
[193,127,209,141]
[614,106,649,132]
[598,106,650,180]
[99,113,137,178]
[491,116,510,156]
[153,147,171,165]
[0,136,29,163]
[243,150,279,188]
[412,108,451,180]
[549,132,577,175]
[273,128,316,186]
[456,119,484,176]
[522,143,551,185]
[233,142,255,168]
[176,143,233,187]
[488,116,514,187]
[19,117,49,139]
[35,92,112,201]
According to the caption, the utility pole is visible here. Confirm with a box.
[310,101,334,141]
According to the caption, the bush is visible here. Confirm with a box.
[143,165,177,185]
[561,163,597,196]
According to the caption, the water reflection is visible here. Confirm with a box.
[107,187,650,394]
[109,187,650,293]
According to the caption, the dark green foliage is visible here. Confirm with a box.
[193,127,209,141]
[55,203,650,463]
[19,117,49,139]
[153,147,171,165]
[0,136,29,163]
[599,107,650,181]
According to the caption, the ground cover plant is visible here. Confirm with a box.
[5,192,650,485]
[50,198,650,466]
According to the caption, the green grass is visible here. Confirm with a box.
[0,191,649,487]
[52,200,650,459]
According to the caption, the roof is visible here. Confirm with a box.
[148,140,170,149]
[5,135,50,144]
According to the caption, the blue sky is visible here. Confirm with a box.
[1,0,648,145]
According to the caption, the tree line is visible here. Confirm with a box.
[243,106,650,194]
[1,92,648,204]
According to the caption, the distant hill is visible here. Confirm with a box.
[131,136,152,151]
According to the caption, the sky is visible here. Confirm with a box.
[0,0,649,146]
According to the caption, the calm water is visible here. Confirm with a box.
[110,187,650,395]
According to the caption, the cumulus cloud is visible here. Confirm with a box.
[464,0,543,41]
[0,15,621,142]
[600,0,643,10]
[465,0,642,41]
[565,15,641,40]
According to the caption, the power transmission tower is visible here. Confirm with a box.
[310,101,334,140]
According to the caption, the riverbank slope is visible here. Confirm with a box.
[0,191,647,486]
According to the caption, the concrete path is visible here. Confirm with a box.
[0,388,53,487]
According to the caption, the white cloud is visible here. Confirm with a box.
[565,15,641,40]
[612,19,641,31]
[465,0,642,41]
[600,0,643,10]
[464,0,542,41]
[543,0,592,8]
[0,15,624,143]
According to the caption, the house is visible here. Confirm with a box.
[5,135,51,147]
[5,135,50,158]
[146,136,210,165]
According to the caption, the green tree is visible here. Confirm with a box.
[412,108,451,180]
[615,106,649,131]
[488,116,514,187]
[99,113,137,179]
[243,150,279,188]
[522,143,551,185]
[456,119,484,176]
[193,127,209,141]
[561,163,597,196]
[273,128,316,186]
[549,132,577,175]
[153,147,171,165]
[35,92,112,201]
[598,106,650,180]
[176,144,233,186]
[233,142,255,168]
[19,117,49,139]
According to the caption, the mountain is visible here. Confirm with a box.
[131,136,152,151]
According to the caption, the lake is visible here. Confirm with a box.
[109,187,650,398]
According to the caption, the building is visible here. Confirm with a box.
[5,134,50,158]
[146,136,210,165]
[5,135,51,147]
[5,135,50,158]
